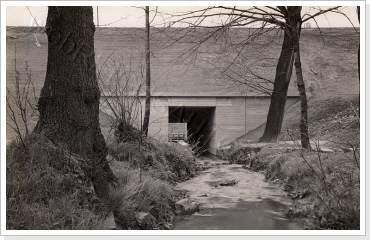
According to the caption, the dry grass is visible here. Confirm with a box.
[6,136,112,230]
[108,138,196,183]
[280,96,360,145]
[7,133,193,230]
[107,160,178,229]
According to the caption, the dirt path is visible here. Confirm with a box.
[173,153,302,230]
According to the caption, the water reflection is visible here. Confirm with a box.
[174,198,301,230]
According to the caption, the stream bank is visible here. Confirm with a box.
[215,140,360,230]
[173,153,302,230]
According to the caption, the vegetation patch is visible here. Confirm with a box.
[107,160,178,230]
[280,96,360,146]
[219,100,360,230]
[108,139,196,183]
[6,134,112,230]
[7,132,197,230]
[219,143,359,229]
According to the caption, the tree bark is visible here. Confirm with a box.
[290,7,311,150]
[34,6,116,198]
[357,6,360,117]
[357,6,360,82]
[259,29,294,142]
[259,7,301,143]
[142,6,151,136]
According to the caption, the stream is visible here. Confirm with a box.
[173,153,302,230]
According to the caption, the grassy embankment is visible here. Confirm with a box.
[218,28,360,229]
[7,133,196,230]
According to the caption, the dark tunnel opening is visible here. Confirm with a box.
[168,106,216,153]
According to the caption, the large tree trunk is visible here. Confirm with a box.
[34,7,116,198]
[142,6,151,136]
[291,7,311,150]
[259,29,294,142]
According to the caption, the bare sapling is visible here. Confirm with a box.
[98,53,144,143]
[6,43,38,146]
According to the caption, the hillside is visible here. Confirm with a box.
[237,27,360,144]
[6,27,360,143]
[6,26,300,97]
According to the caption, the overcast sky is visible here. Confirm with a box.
[6,5,359,28]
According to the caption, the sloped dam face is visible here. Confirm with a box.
[173,154,302,230]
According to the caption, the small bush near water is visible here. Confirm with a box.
[107,160,178,229]
[105,137,196,229]
[108,139,196,183]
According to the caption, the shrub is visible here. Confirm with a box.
[302,152,360,229]
[107,160,177,229]
[104,136,196,229]
[217,144,261,165]
[108,138,196,183]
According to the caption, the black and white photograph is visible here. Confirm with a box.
[1,1,365,236]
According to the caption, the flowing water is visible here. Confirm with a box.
[173,153,302,230]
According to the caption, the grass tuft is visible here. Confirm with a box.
[107,160,177,229]
[108,138,196,183]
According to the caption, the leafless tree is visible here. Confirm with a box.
[142,6,151,137]
[163,6,350,149]
[98,52,144,143]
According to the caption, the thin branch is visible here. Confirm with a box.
[96,16,127,27]
[26,6,46,31]
[302,6,341,23]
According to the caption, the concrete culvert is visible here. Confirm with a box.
[169,106,215,153]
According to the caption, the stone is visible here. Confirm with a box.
[162,223,174,230]
[340,147,359,153]
[135,211,154,226]
[318,147,334,153]
[217,179,238,187]
[175,198,200,215]
[103,211,117,230]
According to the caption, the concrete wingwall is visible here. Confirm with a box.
[100,96,299,154]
